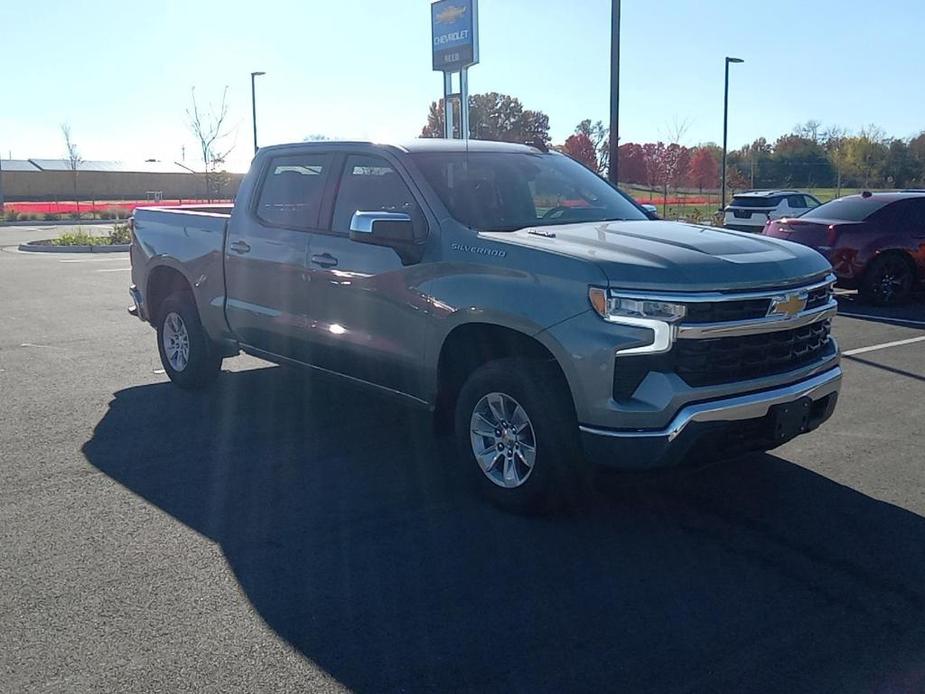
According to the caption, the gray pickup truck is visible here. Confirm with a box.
[129,139,841,511]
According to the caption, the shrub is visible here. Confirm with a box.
[43,213,60,221]
[4,210,21,222]
[53,230,112,246]
[99,209,115,220]
[68,212,81,220]
[109,223,132,245]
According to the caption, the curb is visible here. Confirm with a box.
[18,241,130,254]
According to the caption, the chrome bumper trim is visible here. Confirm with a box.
[677,299,837,339]
[607,274,835,304]
[580,366,842,443]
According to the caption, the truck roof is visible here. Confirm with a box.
[258,139,549,156]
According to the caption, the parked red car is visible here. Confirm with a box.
[763,192,925,304]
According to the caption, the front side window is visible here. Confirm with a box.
[332,155,420,233]
[255,153,331,228]
[411,151,646,231]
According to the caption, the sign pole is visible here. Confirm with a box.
[443,72,454,139]
[460,68,469,140]
[608,0,621,185]
[432,0,478,140]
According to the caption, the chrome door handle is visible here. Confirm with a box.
[230,240,251,254]
[311,253,338,268]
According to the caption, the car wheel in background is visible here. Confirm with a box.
[860,253,915,305]
[156,292,222,389]
[454,357,587,513]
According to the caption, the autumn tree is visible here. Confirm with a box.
[688,147,719,193]
[574,119,609,174]
[420,92,550,144]
[617,143,647,185]
[562,132,598,171]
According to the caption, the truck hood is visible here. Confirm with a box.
[481,220,832,291]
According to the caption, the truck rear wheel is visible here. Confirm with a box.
[156,292,222,389]
[454,357,586,513]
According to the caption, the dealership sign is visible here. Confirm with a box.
[431,0,478,72]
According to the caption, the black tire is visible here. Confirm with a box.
[155,292,222,389]
[454,357,586,513]
[860,253,915,305]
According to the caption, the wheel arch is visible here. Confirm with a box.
[146,263,196,324]
[432,321,578,433]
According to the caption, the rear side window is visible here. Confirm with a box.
[872,199,925,228]
[731,196,778,208]
[802,196,890,222]
[788,195,807,209]
[332,155,420,233]
[256,153,331,229]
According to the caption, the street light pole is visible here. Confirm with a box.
[251,71,266,156]
[721,57,744,211]
[608,0,621,186]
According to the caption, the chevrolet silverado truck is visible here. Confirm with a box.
[128,139,841,511]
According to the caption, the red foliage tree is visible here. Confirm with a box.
[688,147,719,192]
[617,143,647,184]
[562,132,598,171]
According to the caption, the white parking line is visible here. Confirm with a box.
[839,312,925,328]
[843,336,925,356]
[60,257,127,263]
[95,267,131,272]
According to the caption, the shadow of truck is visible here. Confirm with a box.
[82,366,925,693]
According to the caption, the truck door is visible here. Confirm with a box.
[304,152,430,398]
[224,151,333,361]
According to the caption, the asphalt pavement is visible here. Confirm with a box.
[2,229,924,693]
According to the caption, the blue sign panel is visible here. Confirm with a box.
[432,0,478,72]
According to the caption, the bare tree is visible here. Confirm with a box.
[61,123,83,215]
[187,87,235,201]
[796,119,823,143]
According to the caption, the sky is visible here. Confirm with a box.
[2,0,924,172]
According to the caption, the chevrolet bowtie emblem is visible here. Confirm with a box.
[436,5,466,23]
[769,291,808,317]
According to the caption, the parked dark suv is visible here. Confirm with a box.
[764,192,925,304]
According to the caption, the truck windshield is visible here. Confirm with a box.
[411,151,647,231]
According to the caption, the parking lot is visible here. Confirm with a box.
[2,227,924,693]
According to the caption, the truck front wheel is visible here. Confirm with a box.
[454,357,586,513]
[156,292,222,389]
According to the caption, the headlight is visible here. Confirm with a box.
[588,287,686,323]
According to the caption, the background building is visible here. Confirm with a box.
[0,158,244,203]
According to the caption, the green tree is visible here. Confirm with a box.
[845,126,888,188]
[822,126,849,196]
[770,134,833,188]
[883,139,921,188]
[420,92,550,144]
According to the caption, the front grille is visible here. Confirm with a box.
[805,284,830,310]
[673,321,832,387]
[684,298,770,323]
[683,282,832,324]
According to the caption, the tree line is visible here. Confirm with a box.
[421,95,925,194]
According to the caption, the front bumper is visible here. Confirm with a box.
[580,366,841,469]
